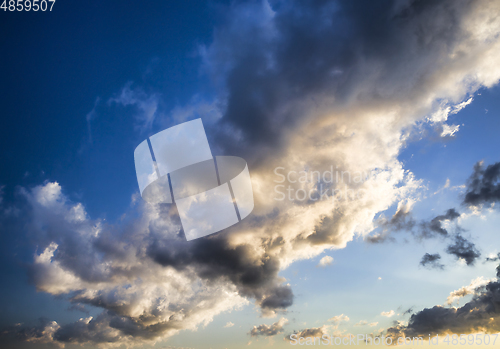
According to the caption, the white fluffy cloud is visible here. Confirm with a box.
[446,277,493,305]
[317,256,334,267]
[381,310,395,318]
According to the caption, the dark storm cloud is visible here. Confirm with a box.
[206,0,482,163]
[147,234,293,310]
[446,234,481,265]
[419,253,444,269]
[464,161,500,207]
[386,273,500,338]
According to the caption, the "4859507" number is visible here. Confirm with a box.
[1,0,56,11]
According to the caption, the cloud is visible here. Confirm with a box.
[420,208,460,239]
[369,206,478,269]
[420,253,444,270]
[108,82,160,132]
[430,97,472,137]
[366,201,415,243]
[5,0,500,347]
[85,97,100,145]
[464,161,500,207]
[386,265,500,338]
[440,123,460,137]
[433,178,451,195]
[328,314,349,329]
[446,277,492,305]
[354,320,378,327]
[317,256,334,267]
[249,318,288,337]
[367,206,461,244]
[1,182,250,345]
[486,253,500,263]
[1,318,60,346]
[287,326,328,341]
[446,234,481,265]
[224,322,235,328]
[381,310,395,318]
[368,202,483,268]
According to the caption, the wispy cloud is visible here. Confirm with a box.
[108,82,160,132]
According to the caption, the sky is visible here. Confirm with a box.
[2,0,500,348]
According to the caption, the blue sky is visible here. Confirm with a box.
[2,1,500,348]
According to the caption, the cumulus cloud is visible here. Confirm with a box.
[1,182,250,346]
[1,318,60,346]
[446,234,481,265]
[224,322,234,328]
[287,326,328,341]
[5,0,500,347]
[367,205,462,244]
[420,208,460,239]
[249,317,288,337]
[369,205,480,268]
[366,201,415,243]
[386,266,500,338]
[317,255,334,267]
[420,253,444,269]
[464,161,500,207]
[381,310,395,318]
[325,314,350,330]
[446,277,492,305]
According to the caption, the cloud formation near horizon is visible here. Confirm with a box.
[386,265,500,339]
